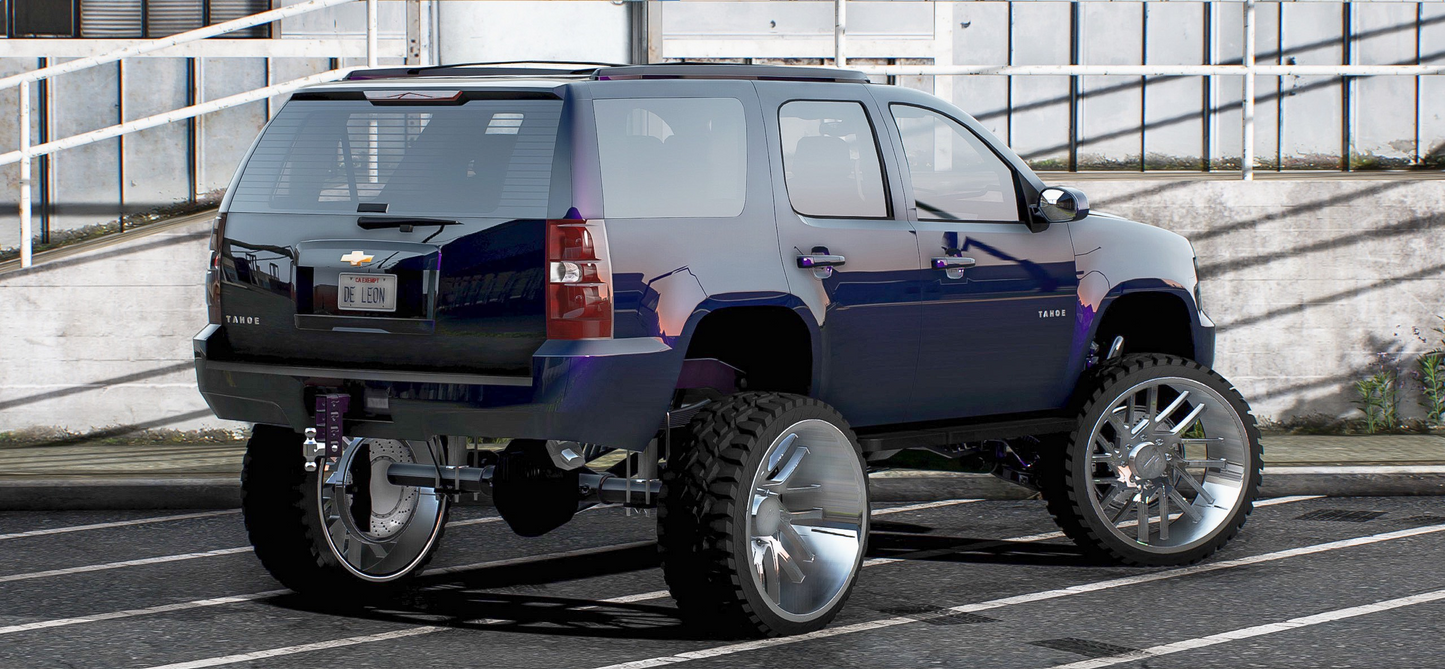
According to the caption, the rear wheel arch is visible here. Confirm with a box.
[678,305,816,396]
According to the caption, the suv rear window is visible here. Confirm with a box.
[593,97,747,219]
[229,99,563,218]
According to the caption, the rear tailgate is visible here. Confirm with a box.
[216,94,566,375]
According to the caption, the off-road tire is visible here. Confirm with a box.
[1040,353,1263,566]
[657,392,869,638]
[240,424,447,600]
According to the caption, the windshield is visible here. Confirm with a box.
[228,98,563,218]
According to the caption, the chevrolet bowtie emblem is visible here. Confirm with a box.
[340,251,374,266]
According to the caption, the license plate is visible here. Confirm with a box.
[338,273,397,312]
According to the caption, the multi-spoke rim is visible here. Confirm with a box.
[1085,377,1251,553]
[318,438,446,582]
[746,419,868,623]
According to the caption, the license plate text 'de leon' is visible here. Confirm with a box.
[339,273,397,312]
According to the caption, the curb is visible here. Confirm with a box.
[2,466,1443,510]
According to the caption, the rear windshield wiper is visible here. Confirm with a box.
[356,216,460,231]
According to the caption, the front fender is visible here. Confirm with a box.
[1068,213,1213,368]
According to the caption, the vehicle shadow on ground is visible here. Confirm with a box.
[262,525,1096,639]
[868,520,1093,567]
[264,542,708,641]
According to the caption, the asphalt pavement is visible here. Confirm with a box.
[1,494,1443,668]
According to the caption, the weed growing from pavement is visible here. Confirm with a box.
[1414,315,1445,428]
[1354,357,1401,434]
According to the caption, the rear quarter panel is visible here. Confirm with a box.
[572,80,795,349]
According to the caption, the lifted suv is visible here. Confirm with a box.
[197,63,1261,637]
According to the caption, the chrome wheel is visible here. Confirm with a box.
[1085,377,1251,552]
[746,419,868,623]
[318,438,447,582]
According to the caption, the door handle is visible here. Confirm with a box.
[932,256,976,280]
[798,253,846,279]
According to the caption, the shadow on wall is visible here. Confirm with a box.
[1258,333,1439,432]
[959,12,1445,170]
[1085,177,1444,423]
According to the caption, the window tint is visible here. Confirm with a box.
[594,97,747,219]
[779,101,888,219]
[229,99,562,218]
[890,105,1019,222]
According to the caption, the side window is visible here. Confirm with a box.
[778,101,889,218]
[594,97,748,219]
[890,104,1020,223]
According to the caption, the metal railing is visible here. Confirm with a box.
[842,0,1445,183]
[5,0,381,269]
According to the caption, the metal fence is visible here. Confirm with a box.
[2,0,378,268]
[7,0,1445,270]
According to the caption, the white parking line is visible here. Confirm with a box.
[872,499,981,515]
[134,580,691,669]
[426,540,655,576]
[0,547,252,584]
[591,522,1445,669]
[2,496,1319,650]
[1047,587,1445,669]
[0,591,289,636]
[0,510,239,541]
[145,627,445,669]
[447,516,503,528]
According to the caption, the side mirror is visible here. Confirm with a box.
[1037,186,1090,224]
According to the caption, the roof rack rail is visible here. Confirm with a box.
[345,60,623,81]
[341,62,872,84]
[592,64,869,83]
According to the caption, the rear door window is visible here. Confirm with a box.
[229,98,563,218]
[593,97,748,218]
[779,100,889,219]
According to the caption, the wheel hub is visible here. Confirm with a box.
[752,494,784,536]
[1127,441,1169,481]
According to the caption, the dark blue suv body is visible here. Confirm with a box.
[201,64,1254,637]
[197,64,1211,451]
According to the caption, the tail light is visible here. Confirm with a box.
[545,218,612,339]
[206,213,226,325]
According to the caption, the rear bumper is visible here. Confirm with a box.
[193,324,680,451]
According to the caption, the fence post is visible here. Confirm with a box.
[19,79,32,269]
[1242,0,1256,181]
[835,0,847,68]
[367,0,379,69]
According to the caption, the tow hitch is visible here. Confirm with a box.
[302,393,350,472]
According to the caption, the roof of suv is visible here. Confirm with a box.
[339,62,871,85]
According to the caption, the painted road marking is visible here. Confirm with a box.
[0,591,289,636]
[589,521,1445,669]
[1,496,1319,644]
[119,497,1368,669]
[872,499,982,515]
[0,510,238,541]
[0,548,252,584]
[1045,587,1445,669]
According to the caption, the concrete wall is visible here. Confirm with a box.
[2,177,1440,435]
[1061,176,1445,423]
[0,212,234,435]
[437,1,632,66]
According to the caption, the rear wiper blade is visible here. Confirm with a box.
[356,216,460,231]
